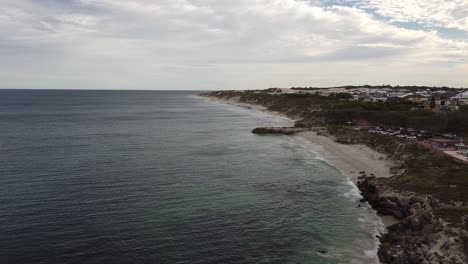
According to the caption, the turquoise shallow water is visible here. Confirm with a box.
[0,90,383,264]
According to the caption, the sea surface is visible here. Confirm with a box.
[0,90,384,264]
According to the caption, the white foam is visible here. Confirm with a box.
[340,179,364,200]
[290,135,387,264]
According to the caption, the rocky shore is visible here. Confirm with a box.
[252,127,310,135]
[358,176,468,264]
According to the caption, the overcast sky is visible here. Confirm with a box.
[1,0,468,90]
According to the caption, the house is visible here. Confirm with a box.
[440,100,459,111]
[358,94,372,102]
[454,91,468,105]
[387,96,404,103]
[439,91,459,100]
[372,97,388,103]
[404,94,430,103]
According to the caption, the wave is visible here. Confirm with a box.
[289,135,386,264]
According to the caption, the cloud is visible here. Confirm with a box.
[354,0,468,32]
[0,0,467,89]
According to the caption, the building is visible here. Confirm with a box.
[454,91,468,105]
[404,94,430,104]
[440,100,459,111]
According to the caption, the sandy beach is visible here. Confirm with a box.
[203,95,400,227]
[295,131,394,182]
[203,95,297,122]
[204,94,395,181]
[211,96,268,112]
[296,132,401,227]
[294,132,399,228]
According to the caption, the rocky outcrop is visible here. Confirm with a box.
[358,176,436,219]
[358,176,468,264]
[252,127,310,135]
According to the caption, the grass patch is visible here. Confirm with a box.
[203,90,468,202]
[391,144,468,202]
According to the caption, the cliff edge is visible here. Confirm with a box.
[358,176,468,264]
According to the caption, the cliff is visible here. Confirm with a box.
[358,176,468,264]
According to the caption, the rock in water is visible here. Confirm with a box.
[316,249,328,254]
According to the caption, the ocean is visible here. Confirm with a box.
[0,90,384,264]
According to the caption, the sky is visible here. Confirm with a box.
[1,0,468,90]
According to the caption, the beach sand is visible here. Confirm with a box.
[202,95,400,227]
[295,132,399,227]
[203,96,296,122]
[215,96,268,112]
[295,131,394,182]
[203,95,395,180]
[295,131,400,227]
[204,95,395,180]
[379,215,401,227]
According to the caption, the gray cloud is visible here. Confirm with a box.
[0,0,467,89]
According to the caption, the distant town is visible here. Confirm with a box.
[270,86,468,112]
[260,86,468,161]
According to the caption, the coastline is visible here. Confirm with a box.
[295,132,394,181]
[294,132,400,228]
[200,92,468,264]
[201,94,398,227]
[201,94,391,263]
[202,95,296,123]
[202,95,395,180]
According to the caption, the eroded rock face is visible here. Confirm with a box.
[358,176,468,264]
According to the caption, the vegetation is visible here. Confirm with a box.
[290,85,468,91]
[326,127,468,202]
[393,143,468,202]
[202,90,468,202]
[208,90,468,135]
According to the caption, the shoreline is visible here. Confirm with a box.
[293,132,399,228]
[201,94,390,263]
[200,92,468,263]
[201,94,399,227]
[201,95,297,123]
[294,132,394,181]
[201,94,395,180]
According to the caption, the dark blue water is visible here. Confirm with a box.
[0,90,382,264]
